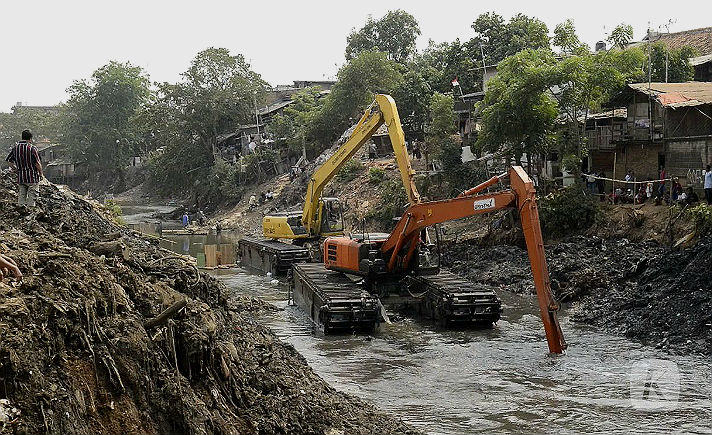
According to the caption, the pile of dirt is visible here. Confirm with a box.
[571,237,712,355]
[0,175,416,435]
[444,234,710,355]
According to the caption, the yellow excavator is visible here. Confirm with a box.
[262,94,420,241]
[239,94,420,275]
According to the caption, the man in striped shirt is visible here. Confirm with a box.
[5,129,44,207]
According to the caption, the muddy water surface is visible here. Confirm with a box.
[213,268,712,435]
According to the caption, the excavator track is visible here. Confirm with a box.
[238,238,309,276]
[406,270,502,326]
[291,263,380,332]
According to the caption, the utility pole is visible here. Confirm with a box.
[647,25,653,142]
[661,19,675,82]
[253,91,260,137]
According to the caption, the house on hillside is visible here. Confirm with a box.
[581,108,627,174]
[596,82,712,184]
[34,141,77,184]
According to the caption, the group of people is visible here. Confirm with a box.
[248,190,274,210]
[605,165,710,206]
[585,170,607,195]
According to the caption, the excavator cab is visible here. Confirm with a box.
[318,198,344,236]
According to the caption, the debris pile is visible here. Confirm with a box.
[572,237,712,355]
[0,176,415,435]
[445,235,710,355]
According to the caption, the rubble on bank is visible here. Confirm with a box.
[0,175,416,435]
[445,235,711,356]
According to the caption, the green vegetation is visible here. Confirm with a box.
[345,9,420,63]
[538,187,601,238]
[103,199,124,224]
[335,159,365,183]
[365,179,407,230]
[688,204,712,236]
[62,61,152,187]
[368,167,385,184]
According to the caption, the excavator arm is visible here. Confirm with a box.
[379,166,567,354]
[301,94,420,236]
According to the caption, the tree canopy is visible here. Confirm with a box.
[471,12,550,66]
[345,10,421,63]
[61,61,151,180]
[309,50,403,150]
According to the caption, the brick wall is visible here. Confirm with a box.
[613,143,663,181]
[666,139,712,184]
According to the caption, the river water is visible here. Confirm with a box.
[122,206,711,434]
[211,268,711,435]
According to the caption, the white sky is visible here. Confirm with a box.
[1,0,708,112]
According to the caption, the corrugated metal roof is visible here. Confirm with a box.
[628,82,712,108]
[579,108,627,122]
[690,54,712,66]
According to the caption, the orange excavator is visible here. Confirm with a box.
[321,166,567,354]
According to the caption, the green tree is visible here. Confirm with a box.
[477,49,558,167]
[61,61,151,183]
[553,19,587,54]
[0,106,62,149]
[647,43,696,82]
[163,48,267,159]
[414,39,480,94]
[549,44,645,174]
[392,69,432,137]
[608,24,634,49]
[309,50,403,149]
[345,10,421,63]
[268,87,324,158]
[148,48,267,198]
[471,12,550,66]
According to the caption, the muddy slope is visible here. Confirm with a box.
[571,237,712,355]
[444,236,710,355]
[0,176,415,435]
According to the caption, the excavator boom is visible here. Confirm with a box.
[324,166,567,354]
[263,94,419,240]
[301,94,420,236]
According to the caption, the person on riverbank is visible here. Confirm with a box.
[5,129,43,207]
[685,186,699,205]
[0,253,22,281]
[181,211,189,228]
[671,178,683,202]
[705,165,712,205]
[586,171,597,194]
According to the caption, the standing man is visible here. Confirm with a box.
[704,164,712,205]
[5,130,43,207]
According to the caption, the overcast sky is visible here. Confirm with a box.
[1,0,708,112]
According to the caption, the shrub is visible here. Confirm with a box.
[365,179,407,230]
[537,186,601,238]
[335,159,365,183]
[368,167,385,184]
[103,200,124,224]
[688,203,712,235]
